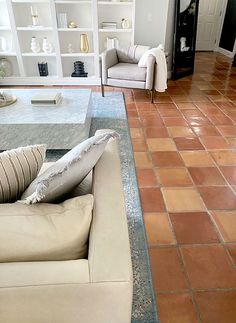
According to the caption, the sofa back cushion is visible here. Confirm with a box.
[0,195,93,262]
[21,131,118,204]
[117,45,150,64]
[0,145,46,203]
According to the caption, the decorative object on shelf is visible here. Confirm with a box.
[71,61,88,77]
[0,36,7,52]
[30,6,40,27]
[101,22,117,29]
[0,92,17,108]
[68,43,74,53]
[42,37,53,54]
[68,21,78,29]
[57,13,68,28]
[80,34,89,53]
[0,58,12,77]
[31,92,62,106]
[106,37,119,50]
[121,18,130,29]
[38,62,48,76]
[31,37,41,53]
[180,37,190,52]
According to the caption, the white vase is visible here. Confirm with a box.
[31,37,41,53]
[42,37,53,54]
[121,18,130,29]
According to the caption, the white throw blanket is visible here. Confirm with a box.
[138,44,167,92]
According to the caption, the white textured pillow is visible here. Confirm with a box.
[21,131,119,204]
[0,144,46,203]
[0,195,93,262]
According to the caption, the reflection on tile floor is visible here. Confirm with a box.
[126,52,236,323]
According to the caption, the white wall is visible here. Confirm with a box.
[134,0,170,47]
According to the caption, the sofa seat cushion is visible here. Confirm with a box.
[21,131,118,204]
[108,63,147,82]
[0,144,46,203]
[0,195,93,262]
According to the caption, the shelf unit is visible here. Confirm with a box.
[0,0,135,85]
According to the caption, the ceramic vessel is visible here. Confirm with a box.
[42,37,53,54]
[80,34,89,53]
[121,18,130,29]
[0,58,12,77]
[31,37,41,53]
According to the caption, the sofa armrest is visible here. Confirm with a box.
[88,129,133,284]
[146,54,156,90]
[101,49,118,84]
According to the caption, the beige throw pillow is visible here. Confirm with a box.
[21,130,118,204]
[0,195,93,262]
[0,144,46,203]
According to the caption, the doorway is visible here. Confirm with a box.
[196,0,224,51]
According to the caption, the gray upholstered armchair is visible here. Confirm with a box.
[101,45,156,103]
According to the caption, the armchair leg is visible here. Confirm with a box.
[100,58,105,97]
[101,83,105,97]
[151,88,155,103]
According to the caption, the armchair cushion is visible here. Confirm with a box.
[116,45,150,63]
[108,63,147,82]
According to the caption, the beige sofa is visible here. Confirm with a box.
[0,131,133,323]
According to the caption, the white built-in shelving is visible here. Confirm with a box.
[0,0,135,85]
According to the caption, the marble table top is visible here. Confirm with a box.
[0,89,91,124]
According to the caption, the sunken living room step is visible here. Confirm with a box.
[71,61,88,77]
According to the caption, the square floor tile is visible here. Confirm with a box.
[200,136,229,149]
[156,168,193,187]
[136,169,158,187]
[210,151,236,166]
[217,126,236,138]
[130,128,143,139]
[152,152,184,167]
[145,127,169,138]
[191,126,221,136]
[132,138,147,152]
[163,117,188,126]
[149,247,188,292]
[157,293,198,323]
[220,166,236,185]
[144,213,175,245]
[147,138,177,151]
[134,152,152,168]
[128,118,141,128]
[211,211,236,242]
[180,245,236,289]
[194,291,236,323]
[188,167,226,185]
[140,188,166,212]
[140,115,164,127]
[208,115,234,125]
[162,188,206,212]
[227,245,236,266]
[176,102,198,109]
[227,138,236,149]
[198,186,236,210]
[182,109,204,117]
[170,212,219,244]
[174,138,205,150]
[168,127,195,138]
[158,108,182,117]
[180,151,215,167]
[186,116,212,126]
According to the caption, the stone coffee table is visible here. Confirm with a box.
[0,89,92,149]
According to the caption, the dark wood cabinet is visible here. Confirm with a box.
[172,0,200,80]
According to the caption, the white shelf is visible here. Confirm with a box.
[12,0,49,2]
[0,52,16,56]
[55,0,92,3]
[22,52,56,56]
[17,27,53,31]
[98,1,133,5]
[58,28,93,32]
[0,26,11,31]
[61,53,95,57]
[99,28,132,32]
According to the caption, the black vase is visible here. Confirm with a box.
[38,62,48,77]
[71,61,88,77]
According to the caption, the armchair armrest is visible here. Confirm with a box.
[146,54,156,90]
[88,129,133,284]
[101,49,118,84]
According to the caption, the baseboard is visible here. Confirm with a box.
[216,47,234,58]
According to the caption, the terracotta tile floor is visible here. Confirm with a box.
[8,52,236,322]
[126,52,236,322]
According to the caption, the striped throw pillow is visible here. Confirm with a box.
[0,145,46,203]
